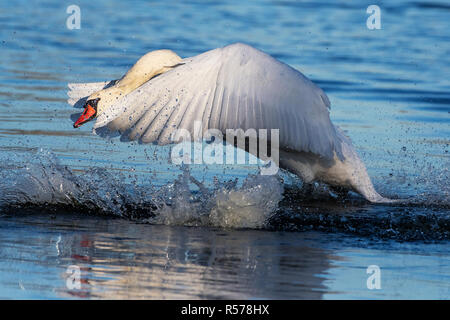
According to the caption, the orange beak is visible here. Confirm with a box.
[73,99,99,128]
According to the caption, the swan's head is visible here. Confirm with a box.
[73,97,100,128]
[73,49,183,128]
[73,86,121,128]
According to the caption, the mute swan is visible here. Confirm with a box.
[68,43,392,203]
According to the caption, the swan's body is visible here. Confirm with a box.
[68,43,391,203]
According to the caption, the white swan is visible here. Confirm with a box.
[68,43,392,203]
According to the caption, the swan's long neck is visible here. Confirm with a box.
[90,49,182,115]
[116,49,182,93]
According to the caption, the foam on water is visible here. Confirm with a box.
[151,170,283,228]
[0,149,449,240]
[0,149,284,229]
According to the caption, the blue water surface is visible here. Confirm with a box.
[0,0,449,299]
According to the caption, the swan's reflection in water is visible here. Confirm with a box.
[2,213,448,299]
[44,215,332,299]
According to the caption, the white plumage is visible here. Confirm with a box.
[68,43,393,203]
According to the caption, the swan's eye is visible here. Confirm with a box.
[85,98,100,111]
[73,98,100,128]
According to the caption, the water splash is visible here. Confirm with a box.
[0,149,449,240]
[147,169,283,228]
[0,149,284,229]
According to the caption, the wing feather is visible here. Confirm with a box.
[93,43,342,159]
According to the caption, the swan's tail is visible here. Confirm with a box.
[336,127,399,204]
[67,80,116,107]
[355,182,400,204]
[347,153,400,204]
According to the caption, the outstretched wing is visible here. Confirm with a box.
[93,43,342,159]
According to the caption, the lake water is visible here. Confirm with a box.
[0,0,449,299]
